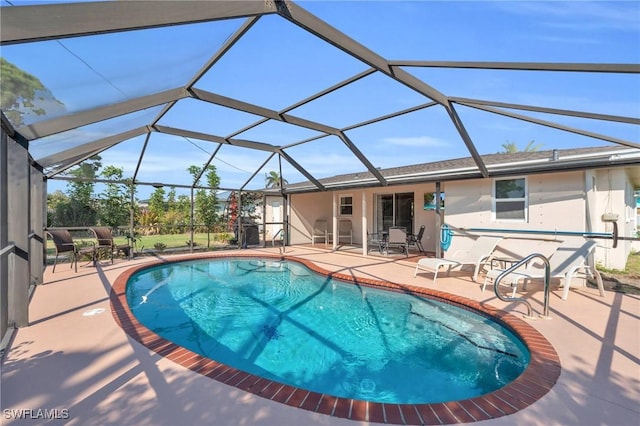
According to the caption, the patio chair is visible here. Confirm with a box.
[90,227,131,263]
[46,229,96,273]
[482,239,605,300]
[413,235,502,284]
[311,219,331,245]
[381,226,408,257]
[338,219,353,244]
[407,225,426,254]
[366,231,384,253]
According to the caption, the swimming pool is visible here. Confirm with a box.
[111,254,560,424]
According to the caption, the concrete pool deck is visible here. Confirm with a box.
[1,246,639,425]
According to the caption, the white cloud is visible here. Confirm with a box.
[494,1,640,33]
[380,136,449,147]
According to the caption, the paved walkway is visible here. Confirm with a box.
[2,246,638,425]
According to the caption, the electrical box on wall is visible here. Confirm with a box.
[601,212,619,222]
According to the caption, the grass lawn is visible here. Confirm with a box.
[598,251,640,277]
[120,232,233,253]
[626,251,640,275]
[46,232,234,258]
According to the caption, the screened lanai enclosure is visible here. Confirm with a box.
[1,1,639,342]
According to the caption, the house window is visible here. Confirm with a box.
[339,195,353,216]
[494,178,527,221]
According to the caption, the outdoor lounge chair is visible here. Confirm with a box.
[311,219,331,245]
[482,239,605,300]
[413,235,502,284]
[46,229,96,273]
[338,219,353,244]
[90,227,131,263]
[407,225,426,254]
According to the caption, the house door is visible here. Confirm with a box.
[375,192,414,234]
[270,200,282,239]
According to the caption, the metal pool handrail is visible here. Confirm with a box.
[272,228,284,254]
[493,253,552,320]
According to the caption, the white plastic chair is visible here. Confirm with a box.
[482,239,605,300]
[311,219,331,244]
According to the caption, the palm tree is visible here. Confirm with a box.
[265,171,288,188]
[501,140,544,153]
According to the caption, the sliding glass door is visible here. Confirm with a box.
[374,192,414,234]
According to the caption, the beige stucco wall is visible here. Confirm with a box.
[285,167,633,269]
[589,168,636,270]
[442,169,632,270]
[441,173,584,260]
[288,191,334,245]
[288,183,443,251]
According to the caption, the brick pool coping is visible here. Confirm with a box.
[110,253,560,425]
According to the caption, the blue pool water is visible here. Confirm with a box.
[127,258,529,404]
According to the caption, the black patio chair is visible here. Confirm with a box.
[46,229,96,273]
[407,225,426,254]
[90,227,131,263]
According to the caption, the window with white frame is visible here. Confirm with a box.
[494,177,527,221]
[339,195,353,216]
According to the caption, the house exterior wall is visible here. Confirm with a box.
[589,168,636,270]
[289,183,442,250]
[289,191,334,245]
[285,166,633,270]
[441,169,631,270]
[442,172,586,262]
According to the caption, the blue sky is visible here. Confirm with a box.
[1,0,639,200]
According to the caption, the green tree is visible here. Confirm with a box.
[501,140,544,153]
[265,171,288,188]
[148,187,167,221]
[239,192,263,221]
[166,187,177,211]
[0,58,64,126]
[163,187,181,233]
[53,156,102,226]
[175,194,192,225]
[162,187,191,233]
[188,165,221,248]
[98,165,132,229]
[46,190,69,227]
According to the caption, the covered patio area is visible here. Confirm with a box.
[2,247,638,425]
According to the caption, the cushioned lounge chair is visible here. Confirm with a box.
[47,229,96,273]
[413,235,502,284]
[482,239,605,300]
[90,227,131,263]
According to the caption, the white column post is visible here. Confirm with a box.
[332,193,338,250]
[362,191,368,255]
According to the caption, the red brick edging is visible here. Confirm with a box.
[110,253,560,425]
